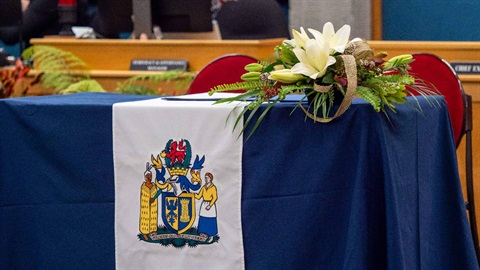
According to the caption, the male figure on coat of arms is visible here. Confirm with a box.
[139,163,158,240]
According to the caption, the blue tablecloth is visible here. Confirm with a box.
[0,93,478,269]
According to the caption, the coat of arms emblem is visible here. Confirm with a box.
[138,139,219,247]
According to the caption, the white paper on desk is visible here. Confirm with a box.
[164,92,245,100]
[113,98,245,269]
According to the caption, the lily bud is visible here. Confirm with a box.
[268,69,304,83]
[383,54,413,70]
[375,51,388,59]
[244,63,263,72]
[241,71,261,81]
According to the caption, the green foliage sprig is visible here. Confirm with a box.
[116,70,196,95]
[60,79,105,94]
[21,45,196,96]
[21,45,103,94]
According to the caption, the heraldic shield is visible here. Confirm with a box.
[162,192,196,234]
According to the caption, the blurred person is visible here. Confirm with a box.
[0,0,92,47]
[212,0,236,19]
[212,0,288,19]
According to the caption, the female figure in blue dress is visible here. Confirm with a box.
[195,172,218,237]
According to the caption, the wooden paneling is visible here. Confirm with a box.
[29,38,283,71]
[25,70,191,96]
[371,0,382,40]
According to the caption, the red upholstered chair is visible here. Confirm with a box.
[187,54,258,95]
[409,53,478,259]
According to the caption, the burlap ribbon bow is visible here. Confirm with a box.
[301,40,373,123]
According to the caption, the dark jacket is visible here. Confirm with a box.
[0,0,91,45]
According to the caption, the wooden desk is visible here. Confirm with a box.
[25,38,480,240]
[28,39,480,99]
[0,94,477,269]
[29,38,283,71]
[28,38,284,95]
[25,69,190,96]
[18,38,480,242]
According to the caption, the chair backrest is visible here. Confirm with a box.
[409,53,466,146]
[187,54,258,95]
[410,53,479,262]
[216,0,291,40]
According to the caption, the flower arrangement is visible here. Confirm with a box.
[0,59,36,98]
[208,22,436,135]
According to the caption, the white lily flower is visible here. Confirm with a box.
[308,22,351,54]
[291,27,310,49]
[291,38,336,79]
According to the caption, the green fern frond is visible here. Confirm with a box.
[279,84,313,93]
[22,45,89,71]
[22,45,91,93]
[356,86,382,112]
[209,81,270,93]
[58,79,106,94]
[117,70,196,93]
[375,74,415,84]
[41,72,80,92]
[364,74,414,87]
[115,85,159,96]
[259,60,271,68]
[121,70,196,85]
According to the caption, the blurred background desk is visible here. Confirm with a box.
[28,39,480,96]
[27,38,282,94]
[29,38,282,71]
[0,93,477,269]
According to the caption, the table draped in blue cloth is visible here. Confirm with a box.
[0,92,478,269]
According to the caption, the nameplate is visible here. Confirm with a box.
[130,59,188,71]
[450,62,480,74]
